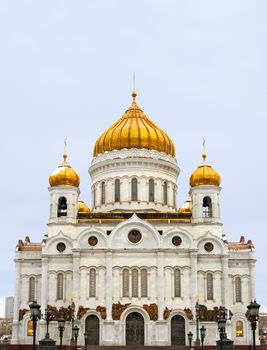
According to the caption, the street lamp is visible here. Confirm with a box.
[73,325,79,348]
[70,301,76,346]
[247,299,260,350]
[187,331,193,350]
[200,325,206,350]
[84,331,88,348]
[217,315,226,350]
[43,307,52,339]
[29,301,41,350]
[58,317,65,350]
[195,301,200,346]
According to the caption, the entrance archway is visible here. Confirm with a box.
[85,314,99,345]
[171,315,185,345]
[126,312,144,345]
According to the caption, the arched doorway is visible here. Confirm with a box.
[126,312,144,345]
[171,315,185,345]
[85,315,99,345]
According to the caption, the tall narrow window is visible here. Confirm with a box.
[203,197,212,218]
[57,273,64,300]
[163,181,168,205]
[207,273,213,300]
[132,269,138,297]
[115,179,120,202]
[141,269,147,297]
[101,182,105,205]
[236,320,244,337]
[149,179,155,202]
[122,269,129,297]
[131,178,138,201]
[58,197,67,217]
[28,277,35,302]
[89,268,96,297]
[174,269,181,297]
[235,277,242,302]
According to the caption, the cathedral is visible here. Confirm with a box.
[12,91,256,346]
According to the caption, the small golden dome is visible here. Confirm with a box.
[77,199,90,214]
[93,91,176,157]
[190,152,221,187]
[49,153,80,187]
[178,195,192,214]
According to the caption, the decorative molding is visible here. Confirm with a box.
[143,303,158,321]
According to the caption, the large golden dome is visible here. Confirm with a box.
[49,153,80,187]
[93,91,176,157]
[190,152,221,187]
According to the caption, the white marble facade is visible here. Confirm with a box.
[12,146,256,346]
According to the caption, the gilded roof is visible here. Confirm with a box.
[49,153,80,187]
[93,91,176,157]
[190,152,221,187]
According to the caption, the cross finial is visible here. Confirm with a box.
[202,138,206,161]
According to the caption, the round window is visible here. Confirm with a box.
[88,236,98,246]
[128,230,142,243]
[204,242,214,252]
[172,236,182,246]
[56,242,66,253]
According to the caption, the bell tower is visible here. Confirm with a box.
[189,152,221,224]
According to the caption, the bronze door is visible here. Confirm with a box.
[171,315,185,345]
[85,315,99,345]
[126,312,144,345]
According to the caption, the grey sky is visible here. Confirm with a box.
[0,1,266,316]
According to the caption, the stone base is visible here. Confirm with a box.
[39,337,57,350]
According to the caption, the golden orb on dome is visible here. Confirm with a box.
[93,91,176,157]
[77,199,90,214]
[190,152,221,187]
[49,153,80,187]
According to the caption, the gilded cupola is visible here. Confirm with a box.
[77,199,90,214]
[49,153,80,187]
[178,195,192,214]
[190,152,221,187]
[93,91,176,157]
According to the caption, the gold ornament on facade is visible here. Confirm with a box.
[178,195,192,214]
[190,152,221,187]
[93,91,176,157]
[49,152,80,187]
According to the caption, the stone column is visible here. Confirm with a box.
[73,252,81,304]
[157,252,164,320]
[222,255,229,309]
[12,258,22,344]
[105,251,113,320]
[39,257,49,339]
[249,260,256,300]
[190,251,198,311]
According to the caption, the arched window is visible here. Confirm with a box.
[174,269,181,297]
[132,269,138,297]
[101,182,105,205]
[122,269,129,297]
[131,178,138,201]
[58,197,67,217]
[149,179,155,202]
[89,268,96,297]
[203,197,212,218]
[207,273,213,300]
[141,269,147,297]
[115,179,120,202]
[27,320,34,336]
[163,181,168,205]
[235,277,242,302]
[57,273,64,300]
[28,277,35,302]
[236,320,244,337]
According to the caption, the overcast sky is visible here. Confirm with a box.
[0,1,266,317]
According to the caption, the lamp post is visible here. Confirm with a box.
[195,301,200,346]
[247,300,260,350]
[58,317,65,350]
[217,315,226,350]
[187,331,193,350]
[73,325,79,348]
[43,307,52,339]
[84,331,88,349]
[29,301,41,350]
[70,301,76,346]
[200,325,206,350]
